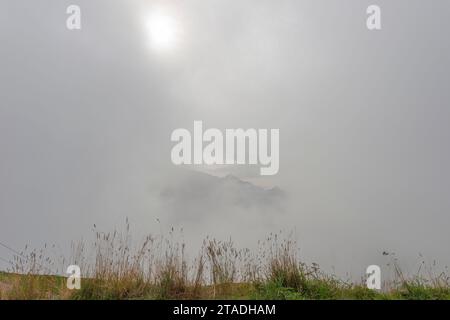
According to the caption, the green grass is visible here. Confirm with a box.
[0,227,449,300]
[1,272,449,300]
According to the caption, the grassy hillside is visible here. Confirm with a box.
[1,270,449,300]
[0,227,449,300]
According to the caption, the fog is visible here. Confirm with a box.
[1,0,450,279]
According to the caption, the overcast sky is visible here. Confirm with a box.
[1,0,449,278]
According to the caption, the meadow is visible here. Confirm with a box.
[0,224,449,300]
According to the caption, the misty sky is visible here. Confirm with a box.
[1,0,449,279]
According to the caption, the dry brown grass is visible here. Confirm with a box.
[0,224,449,300]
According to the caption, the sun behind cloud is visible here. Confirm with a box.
[145,9,180,52]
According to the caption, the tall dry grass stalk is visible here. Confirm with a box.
[1,224,449,300]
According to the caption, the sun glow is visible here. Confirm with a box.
[145,10,179,51]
